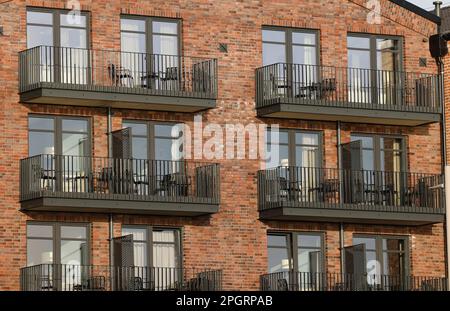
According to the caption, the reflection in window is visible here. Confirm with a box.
[347,34,400,105]
[352,235,407,284]
[267,233,323,274]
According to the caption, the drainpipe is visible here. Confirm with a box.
[337,121,345,274]
[434,0,450,290]
[107,107,114,267]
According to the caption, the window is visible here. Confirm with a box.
[120,16,180,88]
[352,235,408,279]
[348,134,405,172]
[122,121,182,161]
[267,232,324,274]
[27,8,89,49]
[27,222,89,266]
[262,27,318,67]
[347,34,402,104]
[28,115,90,157]
[265,129,321,169]
[121,226,181,269]
[262,28,319,97]
[27,8,89,84]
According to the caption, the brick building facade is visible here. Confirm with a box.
[0,0,447,291]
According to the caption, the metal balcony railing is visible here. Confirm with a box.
[20,264,223,291]
[19,46,217,99]
[258,166,444,213]
[260,271,447,291]
[256,63,441,113]
[20,155,220,205]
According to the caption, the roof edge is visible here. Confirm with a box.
[389,0,441,24]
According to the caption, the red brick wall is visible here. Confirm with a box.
[0,0,445,290]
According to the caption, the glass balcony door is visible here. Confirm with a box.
[120,17,180,90]
[347,34,401,106]
[28,116,90,194]
[343,135,405,206]
[262,28,318,98]
[26,9,89,85]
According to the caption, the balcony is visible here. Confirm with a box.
[260,271,447,291]
[20,155,220,216]
[19,46,217,111]
[257,166,444,225]
[255,63,442,126]
[20,264,223,291]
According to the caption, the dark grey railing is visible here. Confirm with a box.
[20,264,223,291]
[19,45,217,99]
[260,271,447,291]
[256,63,441,113]
[258,166,444,213]
[20,154,220,205]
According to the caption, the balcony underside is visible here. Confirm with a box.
[259,204,444,226]
[20,194,219,216]
[257,100,441,126]
[20,84,216,112]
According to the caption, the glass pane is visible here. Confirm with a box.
[155,137,176,161]
[268,235,288,247]
[380,138,402,150]
[292,45,316,65]
[295,146,318,167]
[383,252,404,276]
[62,119,88,132]
[133,242,148,266]
[377,51,395,71]
[348,49,371,69]
[29,117,54,131]
[362,149,374,171]
[292,32,316,45]
[28,224,53,238]
[132,137,148,160]
[153,243,176,268]
[383,239,404,251]
[377,39,397,51]
[27,25,53,48]
[60,240,84,265]
[295,132,318,145]
[353,237,376,250]
[29,132,54,156]
[298,249,321,273]
[268,247,290,273]
[262,42,286,66]
[366,250,379,274]
[347,36,370,49]
[27,11,53,25]
[351,136,373,149]
[262,30,285,43]
[123,122,147,136]
[27,239,53,265]
[122,227,147,241]
[155,124,177,137]
[153,21,178,35]
[153,230,176,243]
[61,226,86,239]
[60,28,87,48]
[153,35,178,55]
[60,14,87,27]
[62,133,88,156]
[121,32,146,53]
[298,234,321,248]
[121,18,145,32]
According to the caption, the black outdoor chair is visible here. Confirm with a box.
[108,64,134,87]
[277,278,289,291]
